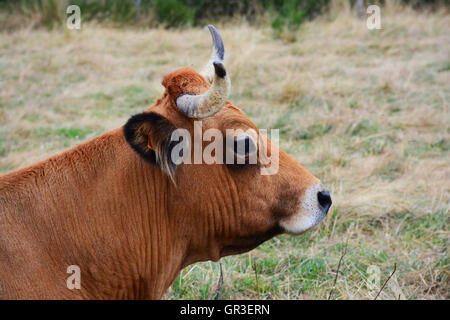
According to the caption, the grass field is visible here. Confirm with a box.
[0,4,448,299]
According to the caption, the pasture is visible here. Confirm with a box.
[0,5,448,299]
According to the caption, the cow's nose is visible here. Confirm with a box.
[317,190,332,214]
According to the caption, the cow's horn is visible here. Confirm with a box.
[176,25,231,119]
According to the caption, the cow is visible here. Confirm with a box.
[0,26,332,299]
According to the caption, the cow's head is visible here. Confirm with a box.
[124,26,332,264]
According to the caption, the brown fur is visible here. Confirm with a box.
[0,67,319,299]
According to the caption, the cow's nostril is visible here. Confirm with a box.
[317,190,332,213]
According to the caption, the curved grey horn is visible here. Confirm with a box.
[176,25,231,119]
[201,25,224,83]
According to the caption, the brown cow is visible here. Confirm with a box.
[0,26,331,299]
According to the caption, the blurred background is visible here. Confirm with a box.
[0,0,446,30]
[0,0,448,299]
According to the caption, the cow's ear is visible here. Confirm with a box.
[124,112,178,181]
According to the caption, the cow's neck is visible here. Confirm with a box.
[1,128,185,299]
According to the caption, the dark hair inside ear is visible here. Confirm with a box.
[123,112,178,180]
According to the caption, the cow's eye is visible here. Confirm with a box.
[233,135,257,158]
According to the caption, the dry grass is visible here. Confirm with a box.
[0,4,449,299]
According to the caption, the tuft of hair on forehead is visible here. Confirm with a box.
[161,67,211,102]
